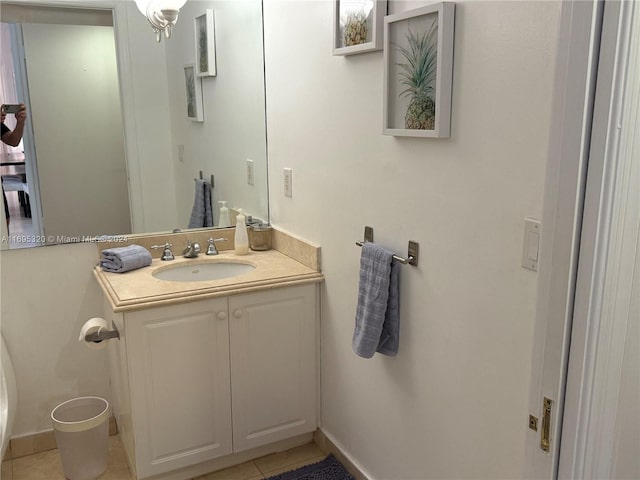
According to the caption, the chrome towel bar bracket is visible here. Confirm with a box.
[355,226,419,267]
[195,170,215,188]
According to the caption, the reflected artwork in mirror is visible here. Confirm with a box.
[0,0,269,250]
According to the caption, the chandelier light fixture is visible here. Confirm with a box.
[135,0,187,42]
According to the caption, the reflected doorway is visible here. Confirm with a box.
[1,5,131,249]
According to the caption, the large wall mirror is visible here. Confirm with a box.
[0,0,268,250]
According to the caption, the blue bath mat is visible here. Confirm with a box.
[264,454,355,480]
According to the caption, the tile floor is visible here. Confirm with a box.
[5,192,38,249]
[1,435,327,480]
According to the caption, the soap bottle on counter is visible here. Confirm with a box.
[234,209,249,255]
[218,201,231,227]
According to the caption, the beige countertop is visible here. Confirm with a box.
[94,249,323,312]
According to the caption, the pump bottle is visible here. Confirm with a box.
[218,201,231,227]
[234,209,249,255]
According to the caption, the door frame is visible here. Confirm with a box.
[7,23,45,241]
[558,0,639,477]
[523,0,604,476]
[524,0,638,478]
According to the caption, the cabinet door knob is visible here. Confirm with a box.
[233,309,243,318]
[217,311,227,321]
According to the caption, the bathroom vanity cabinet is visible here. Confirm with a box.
[105,284,319,480]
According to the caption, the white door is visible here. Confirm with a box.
[229,285,319,452]
[126,298,233,478]
[20,21,131,239]
[524,1,639,478]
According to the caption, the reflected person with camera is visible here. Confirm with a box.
[1,103,27,146]
[1,103,28,227]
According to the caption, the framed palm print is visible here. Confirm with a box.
[195,9,216,77]
[383,3,455,138]
[184,64,203,122]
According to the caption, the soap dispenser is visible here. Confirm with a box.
[218,201,231,227]
[234,209,249,255]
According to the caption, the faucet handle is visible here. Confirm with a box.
[151,243,174,261]
[206,237,226,255]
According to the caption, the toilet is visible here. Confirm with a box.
[1,334,17,459]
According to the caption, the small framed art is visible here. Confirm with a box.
[333,0,387,56]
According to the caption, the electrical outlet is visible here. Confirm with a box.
[177,144,185,163]
[284,168,292,197]
[246,159,254,186]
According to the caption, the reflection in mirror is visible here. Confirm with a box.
[0,0,268,250]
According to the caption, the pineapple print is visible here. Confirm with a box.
[396,21,438,130]
[344,10,368,46]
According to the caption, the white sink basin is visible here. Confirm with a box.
[153,261,256,282]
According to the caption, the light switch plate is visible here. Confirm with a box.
[246,159,254,186]
[522,218,541,271]
[284,168,292,197]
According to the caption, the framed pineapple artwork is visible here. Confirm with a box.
[194,9,216,77]
[383,3,455,138]
[184,64,204,122]
[333,0,387,55]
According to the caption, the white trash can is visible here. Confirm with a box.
[51,396,109,480]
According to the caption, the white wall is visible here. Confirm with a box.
[115,1,178,233]
[263,0,560,478]
[0,243,110,436]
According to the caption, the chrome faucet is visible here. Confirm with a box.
[151,243,175,261]
[206,237,226,255]
[182,240,201,258]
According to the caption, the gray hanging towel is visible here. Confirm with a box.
[188,179,214,228]
[352,242,401,358]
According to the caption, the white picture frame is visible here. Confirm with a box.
[333,0,387,56]
[383,3,455,138]
[195,9,216,77]
[184,64,204,122]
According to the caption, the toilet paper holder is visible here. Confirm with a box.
[84,324,120,343]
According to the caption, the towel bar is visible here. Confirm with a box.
[355,226,419,267]
[195,170,215,187]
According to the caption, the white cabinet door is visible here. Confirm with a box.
[229,284,318,452]
[126,298,232,478]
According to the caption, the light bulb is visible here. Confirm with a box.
[135,0,150,16]
[163,0,187,10]
[136,0,187,42]
[136,0,186,15]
